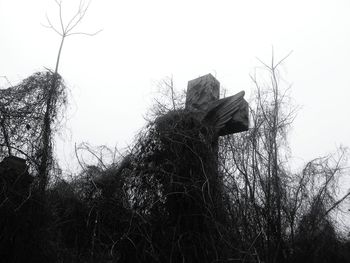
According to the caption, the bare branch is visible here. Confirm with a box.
[323,190,350,218]
[44,0,102,40]
[65,0,91,34]
[273,50,293,70]
[0,76,13,88]
[43,13,62,36]
[58,0,65,33]
[66,29,103,37]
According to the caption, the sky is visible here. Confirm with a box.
[1,0,350,176]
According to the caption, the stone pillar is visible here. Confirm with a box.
[186,74,220,170]
[185,74,220,113]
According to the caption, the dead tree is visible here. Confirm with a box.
[38,0,101,195]
[220,52,350,263]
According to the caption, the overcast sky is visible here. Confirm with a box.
[1,0,350,174]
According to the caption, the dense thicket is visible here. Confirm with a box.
[1,63,350,262]
[0,71,67,188]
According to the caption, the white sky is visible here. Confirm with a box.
[1,0,350,175]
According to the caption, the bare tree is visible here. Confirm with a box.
[37,0,101,195]
[0,0,101,196]
[146,76,186,121]
[219,51,350,263]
